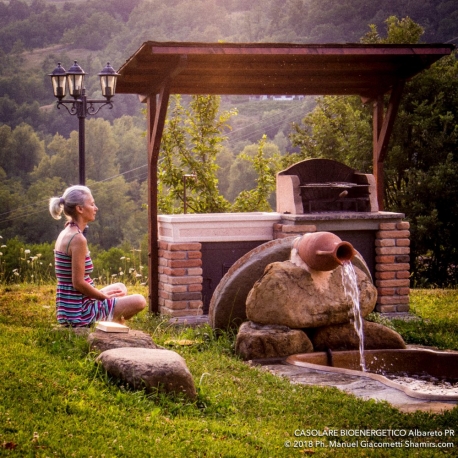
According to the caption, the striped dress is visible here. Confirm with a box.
[54,250,116,326]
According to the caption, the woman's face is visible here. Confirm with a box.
[79,193,98,222]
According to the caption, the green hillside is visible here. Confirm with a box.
[1,0,458,285]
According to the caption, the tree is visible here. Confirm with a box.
[231,135,281,212]
[61,12,121,51]
[158,95,236,214]
[215,147,235,198]
[31,133,79,185]
[86,177,136,249]
[85,118,119,183]
[227,140,281,202]
[290,96,373,172]
[0,168,25,241]
[113,115,147,182]
[15,176,67,243]
[0,123,44,183]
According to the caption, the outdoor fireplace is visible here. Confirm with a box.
[276,159,379,214]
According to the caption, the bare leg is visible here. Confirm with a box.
[100,283,145,322]
[112,294,146,322]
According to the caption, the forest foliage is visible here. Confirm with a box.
[1,0,458,285]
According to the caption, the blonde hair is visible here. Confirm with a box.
[49,185,92,221]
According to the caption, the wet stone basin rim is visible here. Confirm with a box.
[286,349,458,401]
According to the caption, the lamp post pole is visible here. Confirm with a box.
[77,89,87,185]
[49,61,119,185]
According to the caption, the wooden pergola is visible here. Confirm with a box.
[116,41,454,312]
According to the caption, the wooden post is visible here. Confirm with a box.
[372,81,405,211]
[147,82,171,314]
[373,95,384,210]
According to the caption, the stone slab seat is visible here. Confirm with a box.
[96,348,197,399]
[87,329,160,353]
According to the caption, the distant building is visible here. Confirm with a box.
[248,95,305,101]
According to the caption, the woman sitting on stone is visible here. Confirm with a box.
[49,185,146,327]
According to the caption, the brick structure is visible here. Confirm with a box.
[375,221,410,313]
[158,241,203,317]
[157,212,411,317]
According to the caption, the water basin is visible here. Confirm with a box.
[286,348,458,401]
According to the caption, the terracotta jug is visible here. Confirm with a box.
[295,231,355,271]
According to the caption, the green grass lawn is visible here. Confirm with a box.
[389,289,458,351]
[1,285,457,457]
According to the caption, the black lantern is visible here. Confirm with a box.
[49,63,67,100]
[49,60,118,185]
[66,61,86,99]
[98,63,119,101]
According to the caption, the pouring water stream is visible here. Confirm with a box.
[341,261,366,372]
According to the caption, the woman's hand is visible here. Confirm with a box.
[99,283,128,301]
[102,288,125,299]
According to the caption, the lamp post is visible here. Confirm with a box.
[49,61,119,185]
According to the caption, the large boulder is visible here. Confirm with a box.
[235,321,313,360]
[88,329,159,353]
[246,261,377,329]
[312,320,406,351]
[96,348,196,399]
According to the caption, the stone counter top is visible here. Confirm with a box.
[281,211,405,222]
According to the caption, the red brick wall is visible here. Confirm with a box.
[158,241,203,317]
[375,221,410,313]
